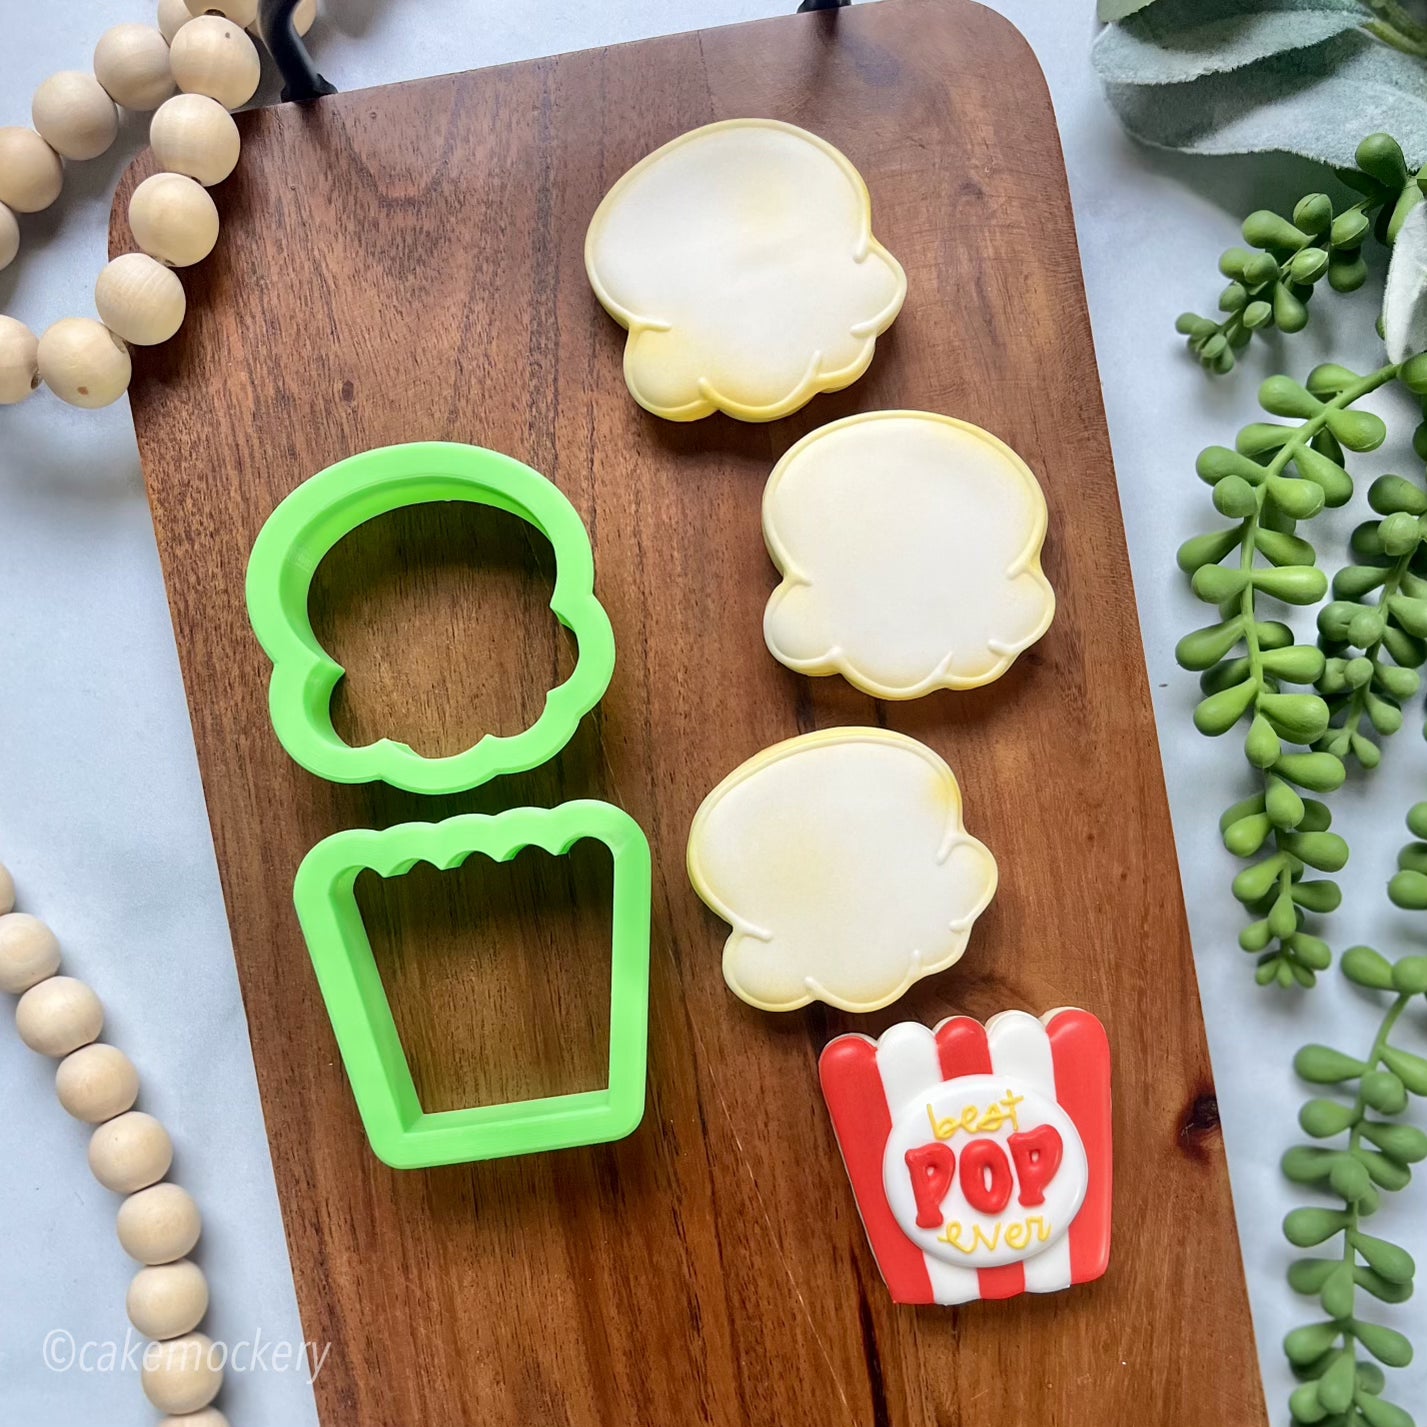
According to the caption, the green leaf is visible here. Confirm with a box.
[1234,852,1287,902]
[1178,526,1246,572]
[1321,1260,1357,1318]
[1283,1144,1340,1182]
[1342,945,1395,989]
[1093,1,1373,88]
[1355,1265,1415,1303]
[1299,1098,1357,1137]
[1196,678,1259,735]
[1381,1044,1427,1095]
[1289,1256,1340,1293]
[1255,565,1329,602]
[1193,563,1250,602]
[1275,751,1346,790]
[1362,1070,1408,1114]
[1391,955,1427,994]
[1284,1319,1343,1364]
[1294,1045,1368,1083]
[1388,869,1427,910]
[1354,1318,1414,1367]
[1317,1348,1356,1411]
[1099,32,1427,169]
[1294,444,1354,505]
[1257,525,1319,566]
[1288,1380,1327,1424]
[1360,1119,1427,1163]
[1177,619,1244,670]
[1259,691,1331,742]
[1357,1146,1411,1191]
[1357,1393,1415,1427]
[1282,830,1349,871]
[1292,879,1341,912]
[1385,200,1427,364]
[1355,1233,1416,1284]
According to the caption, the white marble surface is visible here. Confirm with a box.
[2,1,1425,1423]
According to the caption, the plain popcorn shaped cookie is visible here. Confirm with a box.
[763,411,1056,698]
[686,728,997,1013]
[584,118,906,423]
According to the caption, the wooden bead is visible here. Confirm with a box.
[37,318,132,409]
[129,172,219,267]
[94,24,177,111]
[0,201,17,271]
[89,1110,174,1192]
[127,1259,209,1339]
[159,1411,229,1427]
[186,0,258,25]
[0,911,60,992]
[33,72,119,161]
[0,316,40,406]
[169,16,259,111]
[157,0,195,44]
[150,93,239,187]
[117,1181,202,1263]
[0,127,63,213]
[142,1332,223,1415]
[0,862,12,915]
[96,253,186,346]
[56,1042,140,1122]
[15,975,102,1056]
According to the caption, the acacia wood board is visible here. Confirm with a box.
[113,2,1267,1422]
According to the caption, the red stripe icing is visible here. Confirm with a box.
[819,1035,933,1305]
[934,1015,992,1078]
[1047,1009,1113,1285]
[935,1017,1028,1301]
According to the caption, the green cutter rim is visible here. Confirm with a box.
[294,802,653,1169]
[246,441,616,795]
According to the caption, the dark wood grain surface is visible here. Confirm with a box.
[113,2,1267,1422]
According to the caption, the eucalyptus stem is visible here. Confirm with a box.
[1364,0,1427,53]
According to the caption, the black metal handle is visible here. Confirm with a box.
[258,0,336,103]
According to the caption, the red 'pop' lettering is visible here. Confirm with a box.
[1008,1124,1063,1208]
[904,1143,956,1228]
[960,1138,1013,1214]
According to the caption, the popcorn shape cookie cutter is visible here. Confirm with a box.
[246,441,615,795]
[819,1009,1111,1305]
[293,804,652,1168]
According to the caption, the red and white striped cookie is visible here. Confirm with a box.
[818,1008,1112,1305]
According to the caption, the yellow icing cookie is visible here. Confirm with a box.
[584,118,906,423]
[762,411,1056,698]
[686,728,997,1013]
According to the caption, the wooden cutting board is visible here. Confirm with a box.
[112,2,1267,1422]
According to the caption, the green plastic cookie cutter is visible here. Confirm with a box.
[293,802,653,1168]
[245,441,615,795]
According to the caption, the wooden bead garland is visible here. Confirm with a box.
[0,0,323,407]
[142,1331,224,1415]
[31,71,119,162]
[0,126,63,213]
[127,1258,210,1339]
[56,1042,140,1123]
[117,1182,203,1264]
[36,317,132,408]
[89,1109,175,1193]
[169,16,261,111]
[150,93,240,186]
[16,975,104,1056]
[1,858,222,1420]
[94,24,178,112]
[129,171,220,268]
[96,252,187,346]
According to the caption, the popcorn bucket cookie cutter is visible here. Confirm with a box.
[293,805,652,1168]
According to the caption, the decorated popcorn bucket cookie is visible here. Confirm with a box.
[819,1008,1112,1305]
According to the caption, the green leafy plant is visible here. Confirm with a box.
[1281,819,1427,1426]
[1094,0,1427,168]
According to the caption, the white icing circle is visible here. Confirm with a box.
[882,1073,1087,1269]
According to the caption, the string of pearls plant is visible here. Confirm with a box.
[0,0,314,410]
[0,861,225,1426]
